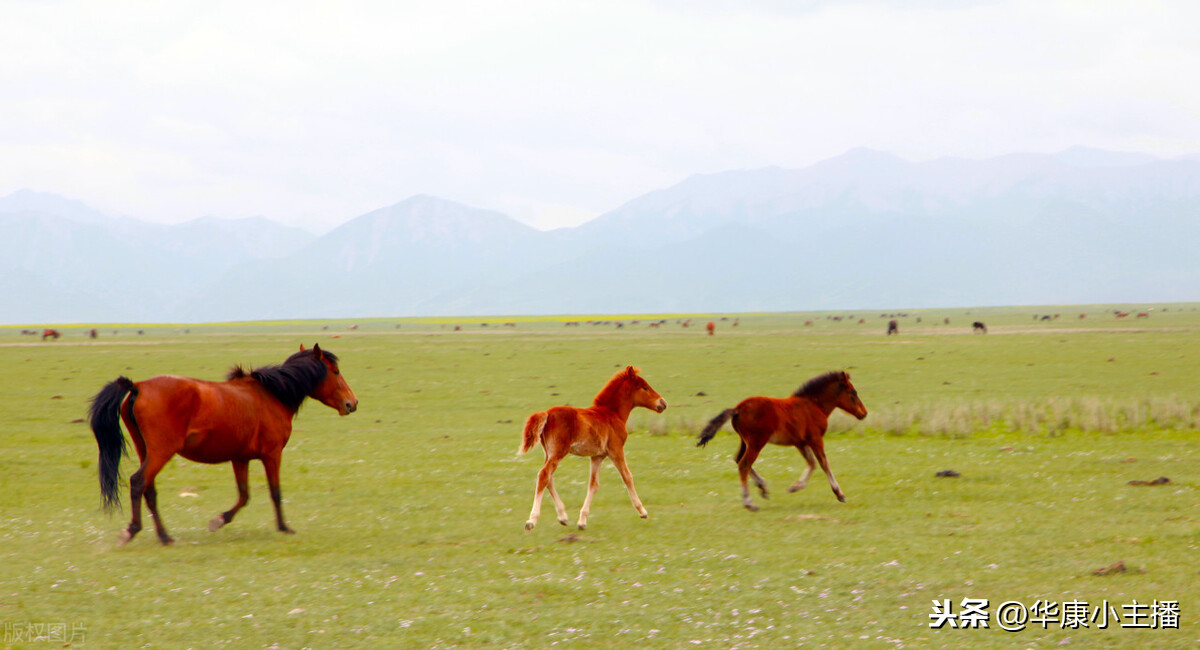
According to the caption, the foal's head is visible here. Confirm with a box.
[797,371,867,420]
[628,367,667,414]
[832,372,867,420]
[598,366,667,413]
[300,344,359,416]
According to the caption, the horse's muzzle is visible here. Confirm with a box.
[655,399,667,413]
[343,400,358,415]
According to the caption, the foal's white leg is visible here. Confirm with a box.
[788,446,817,493]
[546,475,569,526]
[610,450,648,519]
[526,456,561,531]
[812,445,846,503]
[576,456,604,530]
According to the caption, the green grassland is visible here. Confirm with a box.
[1,306,1197,648]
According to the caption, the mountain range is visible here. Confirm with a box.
[3,146,1199,324]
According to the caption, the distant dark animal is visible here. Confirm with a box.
[1115,312,1129,319]
[706,321,715,336]
[1041,315,1052,321]
[518,366,666,531]
[89,328,98,339]
[42,329,61,341]
[972,321,987,334]
[88,345,358,545]
[1136,312,1149,319]
[887,320,899,335]
[697,371,867,510]
[943,317,950,325]
[1079,314,1087,319]
[936,469,961,478]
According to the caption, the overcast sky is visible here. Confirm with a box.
[2,0,1198,232]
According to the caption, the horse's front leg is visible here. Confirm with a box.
[210,460,250,532]
[262,455,294,534]
[608,448,648,519]
[788,445,817,493]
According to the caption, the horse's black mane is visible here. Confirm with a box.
[226,348,338,411]
[793,371,845,398]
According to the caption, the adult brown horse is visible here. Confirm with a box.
[697,371,866,511]
[518,366,666,531]
[88,344,357,545]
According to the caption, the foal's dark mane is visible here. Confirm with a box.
[793,371,846,398]
[226,348,339,411]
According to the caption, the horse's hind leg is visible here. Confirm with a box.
[545,474,569,527]
[526,445,566,531]
[262,454,294,534]
[735,440,769,498]
[736,440,766,511]
[143,480,173,545]
[124,450,175,545]
[209,460,250,532]
[576,456,604,530]
[788,445,818,493]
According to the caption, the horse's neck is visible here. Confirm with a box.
[800,394,837,418]
[592,397,633,421]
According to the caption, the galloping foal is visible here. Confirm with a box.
[519,366,666,531]
[697,371,866,511]
[88,344,358,545]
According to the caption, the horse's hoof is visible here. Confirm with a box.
[117,530,134,545]
[160,536,175,546]
[525,521,535,531]
[208,515,226,532]
[558,518,569,526]
[639,512,649,519]
[744,503,759,512]
[787,485,801,493]
[836,494,847,503]
[280,526,296,535]
[577,523,586,531]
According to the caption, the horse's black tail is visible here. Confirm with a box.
[89,377,135,513]
[697,408,736,447]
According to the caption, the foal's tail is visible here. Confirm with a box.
[89,377,136,513]
[697,408,736,447]
[518,411,548,455]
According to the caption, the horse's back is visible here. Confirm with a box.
[130,375,290,462]
[735,395,824,445]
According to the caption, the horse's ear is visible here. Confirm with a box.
[313,343,324,359]
[299,344,306,351]
[625,365,638,378]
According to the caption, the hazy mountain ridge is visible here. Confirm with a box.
[3,147,1198,323]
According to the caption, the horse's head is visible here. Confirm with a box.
[304,344,359,416]
[626,366,667,413]
[834,372,867,420]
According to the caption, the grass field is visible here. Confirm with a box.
[1,306,1197,648]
